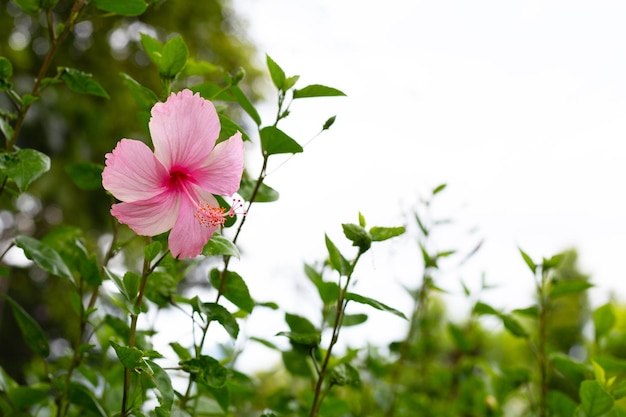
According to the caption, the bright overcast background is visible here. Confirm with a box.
[217,0,626,370]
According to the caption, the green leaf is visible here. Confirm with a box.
[285,313,317,334]
[472,301,499,316]
[448,323,472,352]
[7,385,49,409]
[140,33,163,65]
[209,269,254,313]
[500,314,528,338]
[180,356,227,388]
[342,223,371,252]
[144,271,177,307]
[231,85,261,125]
[66,382,107,417]
[519,248,536,274]
[203,234,240,258]
[144,241,162,262]
[432,183,447,195]
[169,342,192,361]
[238,176,279,202]
[345,292,407,320]
[59,67,109,98]
[0,148,50,193]
[120,72,158,110]
[369,226,406,242]
[202,302,240,339]
[342,313,368,327]
[293,84,346,99]
[218,114,249,142]
[266,55,286,90]
[260,126,303,155]
[158,36,188,78]
[65,162,104,190]
[512,305,540,318]
[323,115,337,130]
[144,360,174,414]
[110,341,144,369]
[550,280,593,298]
[90,0,148,16]
[0,118,14,140]
[594,303,616,341]
[277,331,320,346]
[13,0,41,13]
[580,380,614,417]
[325,234,351,276]
[547,391,577,417]
[329,363,361,387]
[0,57,12,82]
[358,212,366,228]
[3,295,50,357]
[123,271,141,301]
[14,235,73,281]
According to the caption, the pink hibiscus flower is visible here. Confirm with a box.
[102,89,245,259]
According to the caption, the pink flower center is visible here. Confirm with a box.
[195,203,228,227]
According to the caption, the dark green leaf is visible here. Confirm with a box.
[547,391,577,417]
[501,314,528,338]
[144,241,162,262]
[519,248,536,274]
[65,162,104,190]
[513,305,540,318]
[293,84,346,99]
[472,301,499,316]
[266,55,286,90]
[218,114,249,143]
[169,342,192,361]
[4,295,49,357]
[342,223,371,252]
[140,33,163,66]
[580,380,614,417]
[276,331,320,346]
[144,271,177,307]
[203,234,240,258]
[432,183,447,195]
[203,302,239,339]
[90,0,147,16]
[209,269,254,313]
[0,148,50,193]
[342,313,368,327]
[14,235,73,281]
[345,292,407,320]
[370,226,405,242]
[322,115,337,130]
[260,126,303,155]
[159,36,188,78]
[110,341,144,369]
[238,176,279,202]
[123,271,141,301]
[0,57,12,81]
[594,303,616,341]
[59,67,109,98]
[550,280,593,298]
[7,386,48,409]
[285,313,318,334]
[13,0,40,13]
[325,234,351,276]
[231,85,261,125]
[144,360,174,413]
[329,363,361,387]
[180,356,227,388]
[66,382,107,417]
[282,349,312,376]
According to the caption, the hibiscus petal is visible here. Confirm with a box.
[192,132,245,196]
[168,190,217,259]
[149,89,220,171]
[102,139,169,203]
[111,191,180,236]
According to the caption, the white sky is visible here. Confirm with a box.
[217,0,626,369]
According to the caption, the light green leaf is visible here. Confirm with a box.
[325,234,351,276]
[500,314,528,338]
[238,177,279,203]
[90,0,148,16]
[519,248,536,274]
[159,36,188,78]
[266,54,286,90]
[59,67,109,98]
[140,33,163,67]
[120,72,158,110]
[369,226,405,242]
[14,235,73,281]
[345,292,407,320]
[65,162,104,190]
[580,380,614,417]
[293,84,346,99]
[231,85,261,125]
[4,295,50,357]
[144,241,162,262]
[203,234,240,259]
[594,303,616,341]
[260,126,302,155]
[550,280,593,298]
[0,148,50,193]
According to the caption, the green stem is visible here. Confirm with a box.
[309,252,362,417]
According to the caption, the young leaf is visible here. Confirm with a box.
[342,223,371,252]
[59,68,109,98]
[158,36,188,78]
[432,183,447,195]
[140,33,163,67]
[209,269,254,313]
[345,292,407,320]
[266,55,286,90]
[579,380,614,417]
[594,303,616,341]
[14,236,73,281]
[325,234,351,276]
[260,126,303,155]
[203,234,240,258]
[370,226,405,242]
[323,115,337,130]
[65,162,104,190]
[519,248,536,274]
[0,149,50,193]
[90,0,147,16]
[293,84,346,99]
[4,295,50,357]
